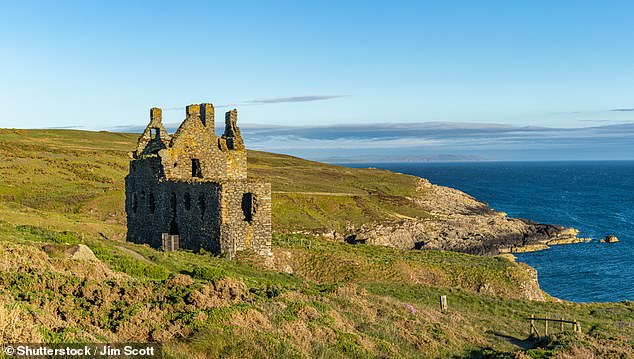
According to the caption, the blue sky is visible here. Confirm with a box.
[2,1,634,132]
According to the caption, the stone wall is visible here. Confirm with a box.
[125,103,271,257]
[134,108,171,157]
[219,180,272,256]
[126,159,223,252]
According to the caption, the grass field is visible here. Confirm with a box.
[0,129,632,358]
[0,128,429,237]
[0,221,632,358]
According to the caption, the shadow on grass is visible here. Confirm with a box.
[454,332,538,359]
[490,331,536,350]
[456,348,517,359]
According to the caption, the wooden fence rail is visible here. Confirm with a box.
[529,315,581,337]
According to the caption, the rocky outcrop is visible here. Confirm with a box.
[344,178,588,255]
[42,244,99,261]
[600,235,619,243]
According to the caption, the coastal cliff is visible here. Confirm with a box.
[342,178,587,255]
[0,129,631,357]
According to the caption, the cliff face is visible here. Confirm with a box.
[344,179,586,255]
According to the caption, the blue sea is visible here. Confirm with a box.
[344,161,634,303]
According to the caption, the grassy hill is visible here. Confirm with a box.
[0,129,632,358]
[0,128,429,237]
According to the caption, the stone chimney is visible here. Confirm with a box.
[223,109,244,150]
[200,103,215,131]
[149,107,162,125]
[185,104,201,118]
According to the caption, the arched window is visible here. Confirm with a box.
[198,193,206,220]
[191,159,202,178]
[184,193,191,210]
[241,193,256,222]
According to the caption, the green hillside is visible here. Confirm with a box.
[0,129,632,358]
[0,128,429,238]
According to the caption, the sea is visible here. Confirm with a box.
[344,161,634,303]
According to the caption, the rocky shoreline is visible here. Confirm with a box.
[340,178,590,255]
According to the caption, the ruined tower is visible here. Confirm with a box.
[125,103,272,256]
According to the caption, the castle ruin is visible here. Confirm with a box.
[125,103,272,256]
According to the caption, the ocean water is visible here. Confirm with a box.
[344,161,634,303]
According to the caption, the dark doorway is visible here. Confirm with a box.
[169,219,179,235]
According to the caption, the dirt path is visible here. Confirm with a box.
[273,191,362,196]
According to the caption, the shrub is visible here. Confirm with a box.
[191,265,227,282]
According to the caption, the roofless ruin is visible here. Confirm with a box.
[125,103,272,256]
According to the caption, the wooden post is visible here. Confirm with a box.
[545,319,549,336]
[439,295,448,312]
[560,317,565,332]
[575,321,582,333]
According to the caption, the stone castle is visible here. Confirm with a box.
[125,103,272,256]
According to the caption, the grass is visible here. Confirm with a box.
[1,219,632,357]
[0,128,429,236]
[0,129,632,357]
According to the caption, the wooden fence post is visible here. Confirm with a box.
[439,295,448,312]
[528,316,579,337]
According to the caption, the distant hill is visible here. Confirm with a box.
[0,128,430,239]
[0,128,585,255]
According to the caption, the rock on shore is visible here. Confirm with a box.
[600,235,619,243]
[343,178,588,255]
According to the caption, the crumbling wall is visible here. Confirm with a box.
[222,109,247,180]
[219,180,272,256]
[126,102,271,257]
[134,108,171,157]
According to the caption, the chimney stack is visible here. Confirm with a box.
[200,103,215,131]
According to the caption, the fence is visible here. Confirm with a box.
[529,315,581,337]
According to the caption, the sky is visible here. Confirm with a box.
[114,121,634,162]
[2,1,634,130]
